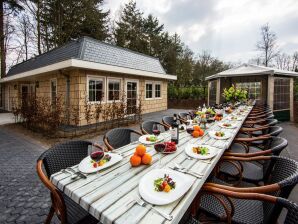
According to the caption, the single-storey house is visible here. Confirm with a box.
[0,36,176,126]
[206,63,298,121]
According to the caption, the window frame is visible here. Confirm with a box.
[145,81,154,100]
[273,77,290,111]
[107,77,122,103]
[154,82,162,99]
[235,82,262,101]
[87,75,106,103]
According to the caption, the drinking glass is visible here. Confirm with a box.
[154,143,165,168]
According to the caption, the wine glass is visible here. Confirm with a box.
[152,123,161,137]
[154,143,166,168]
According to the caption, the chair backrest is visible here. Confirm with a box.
[104,128,136,149]
[268,126,283,136]
[263,156,298,223]
[178,112,191,120]
[162,116,178,128]
[276,197,298,224]
[269,137,288,156]
[141,120,166,135]
[38,140,92,177]
[266,119,278,126]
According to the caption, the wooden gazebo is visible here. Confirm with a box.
[206,64,298,121]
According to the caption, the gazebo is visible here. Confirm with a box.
[206,64,298,121]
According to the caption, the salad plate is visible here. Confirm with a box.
[139,135,164,145]
[185,143,218,159]
[227,116,243,121]
[78,152,123,174]
[218,122,237,129]
[208,130,231,140]
[139,168,193,205]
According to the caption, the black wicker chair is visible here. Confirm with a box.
[103,128,142,151]
[220,137,288,184]
[140,120,168,135]
[178,112,192,121]
[162,116,182,130]
[188,191,298,224]
[195,156,298,224]
[36,140,98,224]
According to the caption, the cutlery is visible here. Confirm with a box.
[174,163,204,175]
[170,166,202,178]
[65,167,87,179]
[135,196,173,221]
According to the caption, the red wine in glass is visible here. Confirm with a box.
[186,127,194,134]
[153,124,161,136]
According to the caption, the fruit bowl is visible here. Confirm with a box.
[163,142,177,154]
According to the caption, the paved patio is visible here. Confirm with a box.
[0,110,297,223]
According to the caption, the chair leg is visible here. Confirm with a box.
[45,206,55,224]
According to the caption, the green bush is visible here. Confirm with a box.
[168,85,207,99]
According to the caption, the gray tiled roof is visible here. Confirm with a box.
[7,36,166,76]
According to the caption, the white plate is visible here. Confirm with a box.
[208,130,231,140]
[218,122,237,129]
[139,135,164,145]
[185,143,218,159]
[78,153,123,174]
[227,116,243,121]
[139,169,193,205]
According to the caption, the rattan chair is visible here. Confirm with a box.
[36,140,98,224]
[162,116,182,130]
[103,128,142,151]
[140,120,168,135]
[195,156,298,224]
[220,137,288,184]
[178,112,192,121]
[188,190,298,224]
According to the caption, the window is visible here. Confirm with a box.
[274,78,290,110]
[155,83,161,98]
[146,82,153,99]
[50,79,57,106]
[209,80,217,105]
[88,77,104,102]
[108,78,121,101]
[236,82,261,100]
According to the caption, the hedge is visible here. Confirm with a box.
[168,85,207,100]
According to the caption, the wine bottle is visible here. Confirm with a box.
[171,114,179,144]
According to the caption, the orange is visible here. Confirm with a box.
[198,129,204,136]
[135,144,146,156]
[193,125,201,131]
[141,153,152,165]
[130,155,142,167]
[192,130,200,138]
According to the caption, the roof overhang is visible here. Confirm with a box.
[0,59,176,83]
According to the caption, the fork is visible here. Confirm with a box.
[174,163,204,177]
[65,167,87,179]
[135,196,173,221]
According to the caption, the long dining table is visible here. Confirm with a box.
[51,105,253,224]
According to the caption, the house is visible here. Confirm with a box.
[206,63,298,121]
[0,36,176,126]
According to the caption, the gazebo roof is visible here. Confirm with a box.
[206,63,298,80]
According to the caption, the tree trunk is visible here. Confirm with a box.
[37,0,41,54]
[0,0,5,77]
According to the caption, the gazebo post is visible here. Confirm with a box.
[267,74,274,110]
[290,78,294,121]
[216,78,221,104]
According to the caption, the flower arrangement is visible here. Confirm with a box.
[223,85,248,103]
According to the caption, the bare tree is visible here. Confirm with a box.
[292,51,298,72]
[276,53,291,70]
[256,23,279,67]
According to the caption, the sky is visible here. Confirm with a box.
[103,0,298,64]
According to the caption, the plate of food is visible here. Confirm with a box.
[78,152,123,174]
[185,144,218,159]
[218,122,237,129]
[139,135,163,145]
[139,169,193,205]
[227,115,243,121]
[208,130,231,140]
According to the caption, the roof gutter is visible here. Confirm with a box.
[0,59,177,83]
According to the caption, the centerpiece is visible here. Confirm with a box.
[222,85,248,106]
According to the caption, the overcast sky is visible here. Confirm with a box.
[104,0,298,64]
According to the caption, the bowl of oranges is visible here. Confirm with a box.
[192,125,204,138]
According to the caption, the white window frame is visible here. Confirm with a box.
[50,78,57,105]
[154,82,162,99]
[145,81,154,100]
[125,78,139,115]
[87,75,106,103]
[107,77,122,103]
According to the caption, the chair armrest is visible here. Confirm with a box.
[224,149,273,157]
[240,125,269,132]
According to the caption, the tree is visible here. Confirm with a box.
[0,0,23,77]
[276,53,291,70]
[256,23,278,67]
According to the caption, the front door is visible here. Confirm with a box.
[21,84,30,103]
[126,81,138,115]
